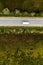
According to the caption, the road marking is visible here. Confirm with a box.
[23,22,29,24]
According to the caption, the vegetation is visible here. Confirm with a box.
[0,8,43,17]
[0,0,43,16]
[0,26,43,65]
[0,26,43,34]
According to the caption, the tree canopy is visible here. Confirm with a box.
[0,0,43,13]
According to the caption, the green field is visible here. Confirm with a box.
[0,26,43,65]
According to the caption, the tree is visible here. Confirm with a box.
[22,0,34,12]
[0,2,4,11]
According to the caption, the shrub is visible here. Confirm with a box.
[40,13,43,17]
[22,11,30,17]
[0,12,3,16]
[30,12,35,16]
[10,11,14,16]
[2,8,10,15]
[14,9,21,16]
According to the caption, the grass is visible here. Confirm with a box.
[0,26,43,65]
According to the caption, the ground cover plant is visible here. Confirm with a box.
[0,26,43,65]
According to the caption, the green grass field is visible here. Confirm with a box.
[0,26,43,65]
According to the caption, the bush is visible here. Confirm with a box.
[40,13,43,17]
[30,12,35,16]
[14,9,21,16]
[2,8,10,15]
[0,12,2,14]
[22,11,30,17]
[10,11,14,16]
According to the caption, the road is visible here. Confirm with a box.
[0,17,43,26]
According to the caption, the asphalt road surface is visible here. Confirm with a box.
[0,17,43,26]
